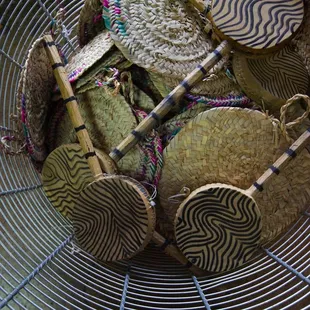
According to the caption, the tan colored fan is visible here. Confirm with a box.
[175,97,310,273]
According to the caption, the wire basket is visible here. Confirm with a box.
[0,1,309,309]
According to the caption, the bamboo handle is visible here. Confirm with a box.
[110,41,232,163]
[248,115,310,198]
[152,231,206,276]
[43,35,103,179]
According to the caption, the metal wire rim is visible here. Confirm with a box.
[0,0,309,309]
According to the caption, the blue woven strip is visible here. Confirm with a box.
[305,212,310,217]
[0,235,74,308]
[0,185,42,197]
[264,249,310,286]
[120,265,131,310]
[192,276,211,309]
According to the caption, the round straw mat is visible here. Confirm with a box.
[65,30,114,83]
[78,0,105,47]
[19,37,55,162]
[42,143,117,219]
[108,0,213,80]
[73,175,156,262]
[233,45,309,115]
[54,87,142,178]
[295,0,310,75]
[158,107,310,244]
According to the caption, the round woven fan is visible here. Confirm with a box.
[73,174,156,261]
[210,0,304,54]
[19,37,55,162]
[158,107,310,244]
[78,0,105,47]
[107,0,212,79]
[65,30,114,83]
[42,143,117,219]
[233,45,309,115]
[54,86,142,178]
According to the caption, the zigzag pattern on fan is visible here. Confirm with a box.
[73,176,155,261]
[212,0,304,50]
[247,46,309,99]
[175,185,262,273]
[42,144,95,218]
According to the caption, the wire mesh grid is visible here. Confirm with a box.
[0,0,309,309]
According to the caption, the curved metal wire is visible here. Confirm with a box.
[0,0,309,309]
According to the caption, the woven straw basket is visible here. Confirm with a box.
[1,0,310,309]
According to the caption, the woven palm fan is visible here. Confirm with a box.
[174,95,310,273]
[233,45,310,115]
[158,106,310,245]
[105,0,238,97]
[78,0,105,47]
[54,86,143,179]
[18,37,55,162]
[65,30,114,83]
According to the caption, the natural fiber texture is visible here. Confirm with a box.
[107,0,213,79]
[132,109,163,186]
[158,107,310,244]
[285,100,310,152]
[75,48,131,91]
[149,61,242,97]
[46,99,67,152]
[54,86,142,178]
[295,0,310,75]
[128,66,164,104]
[19,37,55,162]
[65,30,114,83]
[159,103,209,146]
[120,71,156,113]
[233,45,309,115]
[78,0,105,47]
